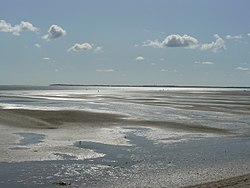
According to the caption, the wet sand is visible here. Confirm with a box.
[0,109,125,129]
[186,173,250,188]
[1,121,250,187]
[0,109,250,187]
[0,109,231,135]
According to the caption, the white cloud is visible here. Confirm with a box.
[143,40,163,48]
[68,42,93,52]
[0,20,13,33]
[143,34,199,49]
[96,69,114,72]
[43,24,66,40]
[35,43,41,48]
[19,21,37,32]
[200,34,226,53]
[135,56,145,61]
[194,61,214,65]
[225,35,243,40]
[0,19,38,35]
[236,67,249,71]
[160,58,165,61]
[162,34,199,48]
[247,33,250,37]
[68,43,102,53]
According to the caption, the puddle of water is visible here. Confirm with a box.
[10,133,45,150]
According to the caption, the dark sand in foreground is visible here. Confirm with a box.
[186,173,250,188]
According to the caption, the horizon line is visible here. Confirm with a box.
[49,84,250,89]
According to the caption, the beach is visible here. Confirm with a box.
[186,173,250,188]
[0,86,250,187]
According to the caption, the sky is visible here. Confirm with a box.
[1,0,250,86]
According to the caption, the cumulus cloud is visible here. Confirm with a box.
[0,19,38,35]
[143,40,163,48]
[143,34,199,49]
[135,56,145,61]
[162,34,199,48]
[194,61,214,65]
[68,43,103,53]
[0,20,14,33]
[43,24,66,40]
[68,42,93,52]
[200,34,225,53]
[19,21,37,32]
[225,35,243,40]
[236,67,249,71]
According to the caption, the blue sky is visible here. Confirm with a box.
[1,0,250,86]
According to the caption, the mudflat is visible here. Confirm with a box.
[186,173,250,188]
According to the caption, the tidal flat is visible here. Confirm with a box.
[0,86,250,187]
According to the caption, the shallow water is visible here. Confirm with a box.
[1,127,250,187]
